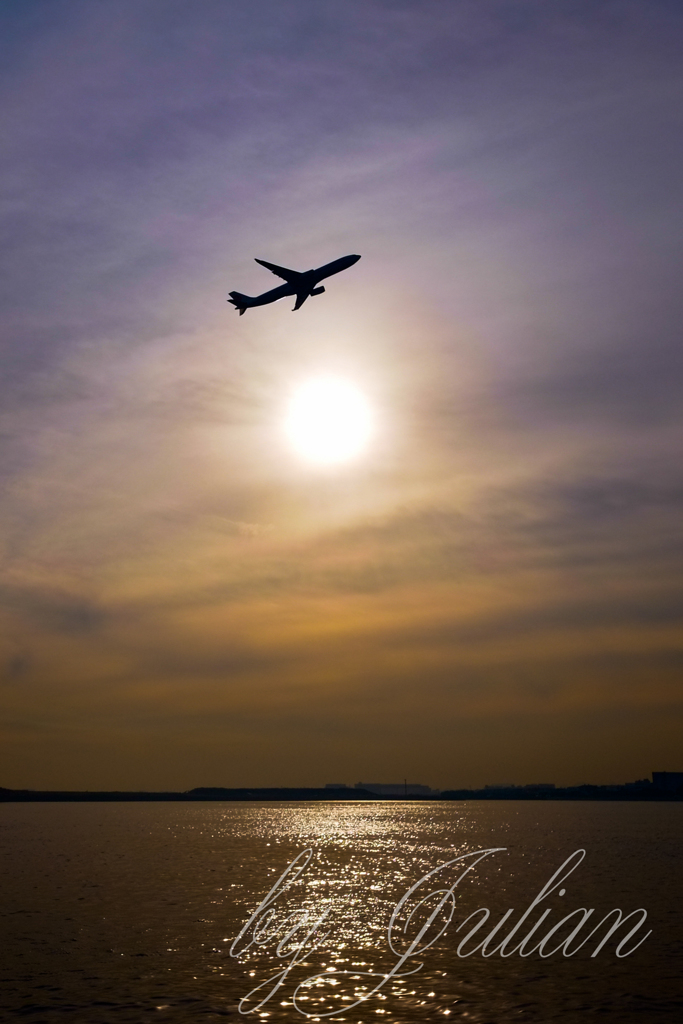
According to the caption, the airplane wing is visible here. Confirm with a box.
[254,259,302,285]
[292,291,309,311]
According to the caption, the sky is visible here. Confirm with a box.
[1,0,682,790]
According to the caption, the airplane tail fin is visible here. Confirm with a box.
[228,291,251,315]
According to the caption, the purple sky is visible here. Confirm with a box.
[1,0,682,789]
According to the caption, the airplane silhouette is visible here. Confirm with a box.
[228,254,360,314]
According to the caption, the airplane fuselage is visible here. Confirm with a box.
[311,254,361,281]
[244,282,296,308]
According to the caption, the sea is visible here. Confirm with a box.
[1,800,681,1023]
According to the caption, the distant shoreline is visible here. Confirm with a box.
[1,785,680,802]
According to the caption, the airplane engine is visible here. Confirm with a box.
[311,286,325,296]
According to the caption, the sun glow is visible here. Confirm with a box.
[284,376,373,465]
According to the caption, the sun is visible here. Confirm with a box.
[284,376,373,465]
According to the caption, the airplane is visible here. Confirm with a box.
[228,253,361,314]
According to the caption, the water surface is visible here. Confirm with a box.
[1,801,680,1022]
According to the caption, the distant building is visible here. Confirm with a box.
[623,778,651,790]
[652,772,683,793]
[354,782,439,796]
[484,783,555,790]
